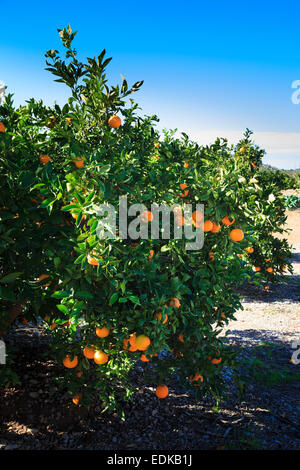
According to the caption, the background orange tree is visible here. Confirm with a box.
[0,26,292,415]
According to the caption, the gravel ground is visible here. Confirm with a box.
[0,211,299,451]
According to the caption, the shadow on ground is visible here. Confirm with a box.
[0,328,299,450]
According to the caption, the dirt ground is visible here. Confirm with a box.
[0,211,299,451]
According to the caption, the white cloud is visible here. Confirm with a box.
[182,129,300,168]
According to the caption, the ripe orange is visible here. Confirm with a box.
[265,285,270,291]
[40,154,51,165]
[175,215,185,226]
[123,337,137,352]
[192,210,204,226]
[222,216,235,226]
[265,258,271,262]
[240,147,245,153]
[38,274,51,287]
[189,372,203,383]
[209,251,215,261]
[87,255,99,266]
[180,189,189,198]
[135,334,151,351]
[255,267,261,272]
[141,210,153,223]
[154,142,159,148]
[245,247,254,253]
[221,312,226,319]
[184,162,189,168]
[66,117,72,126]
[170,297,180,308]
[203,220,213,232]
[149,249,154,260]
[94,350,109,365]
[251,162,258,169]
[173,206,182,216]
[211,357,222,365]
[211,222,221,233]
[281,265,287,271]
[0,122,5,133]
[267,267,273,273]
[50,322,57,330]
[96,326,110,338]
[71,211,86,221]
[230,229,244,242]
[156,384,169,399]
[76,371,83,378]
[178,333,184,343]
[140,354,150,362]
[126,333,137,352]
[74,156,85,168]
[72,393,82,405]
[63,355,78,369]
[180,183,188,190]
[154,311,168,324]
[83,346,95,359]
[108,115,121,128]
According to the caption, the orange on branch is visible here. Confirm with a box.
[178,333,184,343]
[230,229,244,242]
[83,346,95,359]
[63,355,78,369]
[96,326,110,338]
[74,156,85,168]
[87,255,99,266]
[222,216,235,226]
[94,350,109,365]
[170,297,180,308]
[211,222,221,233]
[72,393,82,405]
[141,210,153,223]
[108,115,121,128]
[156,384,169,399]
[175,215,185,226]
[154,311,168,324]
[40,154,51,165]
[211,357,222,365]
[135,334,151,351]
[203,220,213,232]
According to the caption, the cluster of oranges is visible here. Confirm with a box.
[38,115,121,170]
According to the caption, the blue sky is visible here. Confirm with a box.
[1,0,300,169]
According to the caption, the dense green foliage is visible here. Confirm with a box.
[0,26,293,414]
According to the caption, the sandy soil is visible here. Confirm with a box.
[226,209,300,341]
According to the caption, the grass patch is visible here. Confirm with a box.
[238,342,300,387]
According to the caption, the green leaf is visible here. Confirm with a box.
[109,292,118,306]
[75,291,94,299]
[51,291,70,299]
[128,295,140,305]
[0,272,23,283]
[56,304,69,315]
[0,286,16,301]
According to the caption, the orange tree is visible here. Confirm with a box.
[0,26,292,414]
[164,128,292,287]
